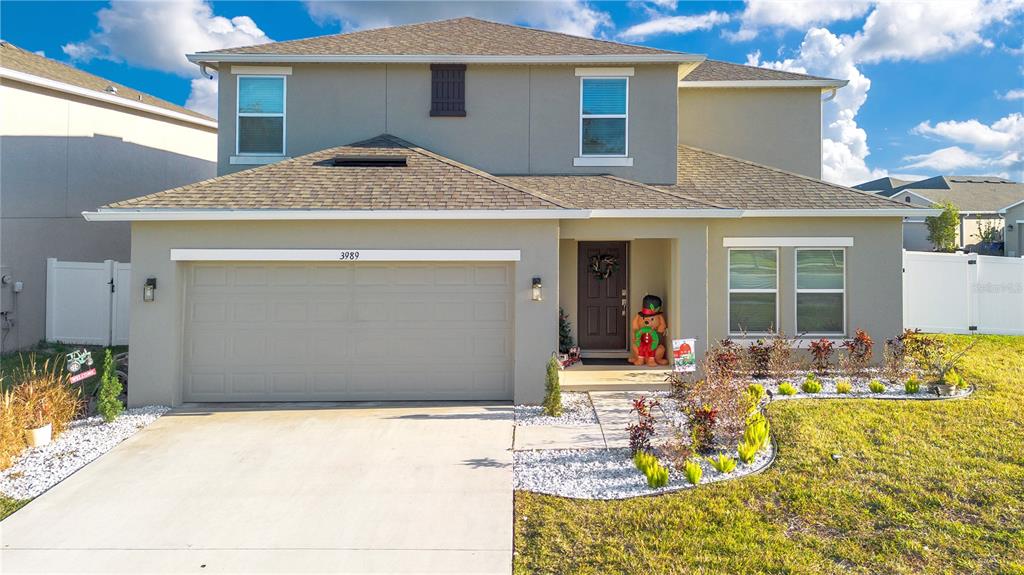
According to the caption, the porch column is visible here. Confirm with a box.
[672,223,710,366]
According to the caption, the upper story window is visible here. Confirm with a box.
[580,77,627,157]
[237,75,285,155]
[430,64,466,117]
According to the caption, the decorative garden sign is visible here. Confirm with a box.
[673,339,697,372]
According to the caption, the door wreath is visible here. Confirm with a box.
[589,254,620,280]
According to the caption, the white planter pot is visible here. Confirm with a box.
[26,423,52,447]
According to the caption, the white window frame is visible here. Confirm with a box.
[727,247,779,336]
[794,247,847,337]
[578,76,628,158]
[236,74,287,156]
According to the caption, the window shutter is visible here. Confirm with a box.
[430,64,466,117]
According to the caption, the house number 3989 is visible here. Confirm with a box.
[339,251,361,260]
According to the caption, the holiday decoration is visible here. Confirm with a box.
[588,254,619,280]
[630,294,669,367]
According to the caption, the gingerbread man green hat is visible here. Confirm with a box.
[639,294,663,317]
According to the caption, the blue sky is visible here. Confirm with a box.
[3,0,1022,185]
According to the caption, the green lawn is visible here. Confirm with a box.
[514,335,1024,574]
[0,496,28,521]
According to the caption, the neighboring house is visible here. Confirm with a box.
[0,42,218,353]
[856,176,1024,253]
[82,18,924,407]
[1001,199,1024,258]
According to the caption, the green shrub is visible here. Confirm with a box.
[868,379,886,393]
[543,356,562,417]
[944,369,967,389]
[801,373,822,394]
[737,440,758,464]
[746,384,766,411]
[778,381,798,396]
[744,413,770,451]
[905,375,921,394]
[97,350,123,423]
[683,459,703,485]
[634,451,669,488]
[706,453,736,474]
[647,464,670,488]
[836,379,852,394]
[633,451,658,474]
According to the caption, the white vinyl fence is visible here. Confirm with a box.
[903,251,1024,335]
[46,259,131,346]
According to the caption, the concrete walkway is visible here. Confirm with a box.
[1,403,514,574]
[513,391,660,451]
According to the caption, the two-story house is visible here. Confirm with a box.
[83,18,926,406]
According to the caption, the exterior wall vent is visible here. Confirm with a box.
[331,155,407,167]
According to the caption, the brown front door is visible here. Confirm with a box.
[578,241,629,350]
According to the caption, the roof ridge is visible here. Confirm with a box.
[601,174,728,209]
[677,144,916,209]
[380,134,575,209]
[457,17,678,55]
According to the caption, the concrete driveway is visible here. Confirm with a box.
[1,403,514,574]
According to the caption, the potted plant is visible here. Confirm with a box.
[23,388,52,447]
[916,339,976,397]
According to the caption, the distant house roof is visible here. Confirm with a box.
[189,17,697,64]
[854,177,914,197]
[661,146,919,211]
[679,59,846,87]
[0,41,213,124]
[105,134,566,211]
[895,176,1024,212]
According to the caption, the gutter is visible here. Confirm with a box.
[186,53,703,65]
[679,79,848,89]
[0,67,217,129]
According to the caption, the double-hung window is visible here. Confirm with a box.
[728,249,778,334]
[237,76,285,155]
[795,249,845,335]
[580,77,627,157]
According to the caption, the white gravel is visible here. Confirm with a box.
[514,443,775,500]
[515,392,598,426]
[761,373,972,401]
[1,406,169,500]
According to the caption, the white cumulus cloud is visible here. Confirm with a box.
[905,113,1023,177]
[1002,88,1024,100]
[728,0,870,41]
[619,11,730,40]
[902,146,989,171]
[304,1,611,38]
[63,0,272,118]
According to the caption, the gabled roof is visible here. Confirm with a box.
[188,17,698,64]
[894,176,1024,212]
[662,145,921,211]
[679,59,846,88]
[105,135,566,211]
[0,41,213,123]
[501,175,726,210]
[854,176,914,197]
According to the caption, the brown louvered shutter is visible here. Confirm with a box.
[430,64,466,117]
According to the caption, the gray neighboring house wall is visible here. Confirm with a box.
[0,42,217,352]
[1003,200,1024,257]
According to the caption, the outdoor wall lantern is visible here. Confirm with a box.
[143,277,157,302]
[532,277,543,302]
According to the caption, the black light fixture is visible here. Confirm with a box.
[531,277,543,302]
[143,277,157,302]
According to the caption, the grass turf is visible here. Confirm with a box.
[0,495,28,521]
[514,335,1024,574]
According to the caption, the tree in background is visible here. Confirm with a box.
[926,201,960,253]
[96,349,123,422]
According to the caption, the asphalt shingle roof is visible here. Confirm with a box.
[0,41,213,121]
[502,175,726,210]
[661,145,921,210]
[896,176,1024,212]
[196,17,681,58]
[106,135,566,211]
[681,59,840,83]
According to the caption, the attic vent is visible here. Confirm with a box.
[105,84,118,94]
[331,155,407,167]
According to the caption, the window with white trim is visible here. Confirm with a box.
[237,76,285,155]
[795,248,845,335]
[580,77,627,156]
[728,248,777,334]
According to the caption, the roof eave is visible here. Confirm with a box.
[187,53,702,65]
[740,208,938,217]
[679,79,848,89]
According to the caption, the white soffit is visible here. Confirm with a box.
[169,249,522,262]
[723,237,854,247]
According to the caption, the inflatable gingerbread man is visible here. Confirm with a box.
[630,294,669,367]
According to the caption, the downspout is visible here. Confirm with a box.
[822,88,838,102]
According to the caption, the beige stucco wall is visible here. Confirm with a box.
[127,220,559,406]
[217,63,679,183]
[0,80,217,351]
[677,87,823,178]
[1005,203,1024,257]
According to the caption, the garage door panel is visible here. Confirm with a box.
[184,262,513,401]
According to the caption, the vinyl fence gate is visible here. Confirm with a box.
[902,251,1024,335]
[45,258,131,346]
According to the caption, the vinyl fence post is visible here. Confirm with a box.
[104,259,115,347]
[966,253,979,333]
[45,257,57,342]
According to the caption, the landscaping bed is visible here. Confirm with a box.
[515,391,597,426]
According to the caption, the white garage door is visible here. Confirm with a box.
[183,262,514,402]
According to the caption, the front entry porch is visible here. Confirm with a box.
[558,363,672,392]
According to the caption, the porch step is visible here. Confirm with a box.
[559,364,673,392]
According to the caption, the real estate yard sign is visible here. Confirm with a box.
[672,339,696,372]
